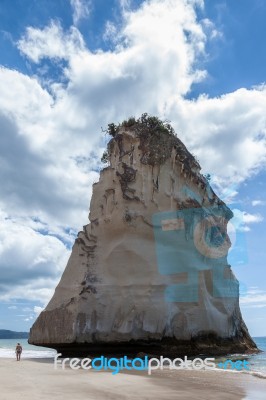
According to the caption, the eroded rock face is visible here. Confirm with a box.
[29,117,257,356]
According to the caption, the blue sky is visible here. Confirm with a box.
[0,0,265,336]
[192,0,266,97]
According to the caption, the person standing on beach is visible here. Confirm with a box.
[15,343,22,361]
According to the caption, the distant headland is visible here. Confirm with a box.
[0,329,29,339]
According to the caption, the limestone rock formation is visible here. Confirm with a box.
[29,114,257,356]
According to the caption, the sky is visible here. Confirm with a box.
[0,0,265,336]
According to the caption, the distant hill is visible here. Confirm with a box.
[0,330,29,339]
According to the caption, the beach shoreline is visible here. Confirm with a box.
[0,357,266,399]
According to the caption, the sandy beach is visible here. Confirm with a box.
[0,358,265,400]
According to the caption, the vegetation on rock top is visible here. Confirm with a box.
[103,113,175,139]
[101,113,199,169]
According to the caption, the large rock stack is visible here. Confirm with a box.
[29,115,257,356]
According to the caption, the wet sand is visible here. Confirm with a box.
[0,357,266,400]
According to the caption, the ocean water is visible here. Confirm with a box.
[0,338,56,358]
[0,337,265,376]
[243,337,266,376]
[208,337,266,378]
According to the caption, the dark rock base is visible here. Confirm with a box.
[29,332,259,358]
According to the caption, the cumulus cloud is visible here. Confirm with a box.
[0,101,99,230]
[17,21,85,63]
[1,0,266,304]
[0,209,70,303]
[168,88,266,184]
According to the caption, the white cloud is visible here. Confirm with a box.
[8,306,17,310]
[242,212,263,224]
[240,287,266,309]
[252,200,266,206]
[70,0,91,26]
[119,0,131,11]
[17,21,85,63]
[103,21,118,42]
[201,18,223,40]
[229,209,263,234]
[34,306,44,314]
[0,108,99,230]
[0,209,70,304]
[168,88,266,184]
